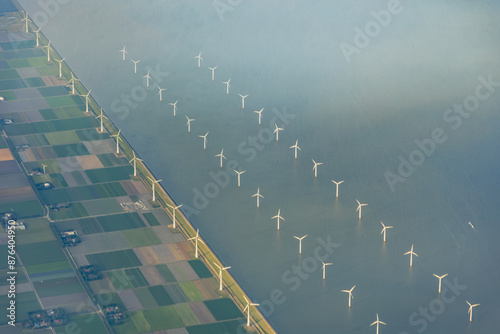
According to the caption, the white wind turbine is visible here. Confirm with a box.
[131,59,141,74]
[331,179,344,198]
[166,203,183,229]
[81,90,91,113]
[194,52,203,68]
[95,108,108,133]
[293,235,307,254]
[466,301,480,322]
[273,123,284,142]
[43,40,52,62]
[188,229,204,258]
[185,116,195,133]
[380,221,393,243]
[111,129,123,155]
[213,262,231,291]
[356,199,367,220]
[404,244,418,267]
[69,73,79,95]
[119,45,127,61]
[243,296,259,327]
[433,273,448,294]
[341,285,356,308]
[198,132,209,150]
[21,13,31,33]
[370,314,386,334]
[208,66,217,80]
[312,159,323,178]
[157,85,166,102]
[169,100,178,116]
[251,187,264,208]
[233,169,246,188]
[289,140,301,159]
[41,163,47,174]
[129,152,142,177]
[222,79,231,95]
[34,27,41,47]
[239,94,249,109]
[143,71,151,87]
[147,176,162,202]
[272,209,285,230]
[253,108,264,125]
[215,149,226,168]
[321,261,333,280]
[54,58,66,77]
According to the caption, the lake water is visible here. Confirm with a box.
[18,0,500,333]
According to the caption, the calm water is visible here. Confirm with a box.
[19,1,500,333]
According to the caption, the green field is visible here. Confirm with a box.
[95,291,125,310]
[97,212,146,232]
[0,200,43,218]
[188,260,212,279]
[75,128,109,142]
[148,285,175,306]
[143,212,160,226]
[41,182,128,204]
[15,218,55,245]
[155,264,177,283]
[25,77,45,87]
[45,95,84,108]
[25,261,71,275]
[0,40,36,50]
[54,314,108,334]
[86,249,142,271]
[83,198,123,216]
[10,133,49,147]
[45,130,81,145]
[0,68,20,80]
[114,306,185,333]
[38,86,68,97]
[106,270,133,290]
[0,90,17,101]
[5,117,99,136]
[133,288,158,309]
[178,281,204,302]
[70,171,88,185]
[122,228,161,248]
[204,298,243,321]
[16,240,67,266]
[49,202,89,220]
[33,276,83,298]
[0,268,28,286]
[187,320,248,334]
[52,142,90,157]
[85,165,133,183]
[78,217,103,234]
[174,303,200,326]
[0,78,26,90]
[97,153,129,167]
[124,268,149,288]
[0,292,41,325]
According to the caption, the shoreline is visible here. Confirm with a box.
[11,1,276,333]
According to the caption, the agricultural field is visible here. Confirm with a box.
[86,249,142,271]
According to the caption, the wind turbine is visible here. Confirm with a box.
[95,108,108,133]
[341,285,356,308]
[69,74,79,95]
[466,301,480,322]
[213,262,231,291]
[41,163,47,174]
[321,261,332,280]
[404,244,418,267]
[188,229,204,258]
[272,209,285,230]
[157,85,166,102]
[185,116,195,133]
[54,58,66,77]
[215,149,226,168]
[119,46,127,61]
[233,169,246,188]
[198,132,209,150]
[312,159,323,178]
[251,187,264,208]
[208,66,217,80]
[81,90,91,113]
[222,79,231,95]
[468,221,475,229]
[293,235,307,254]
[380,221,393,243]
[273,123,284,142]
[243,296,259,327]
[143,71,151,87]
[43,40,52,62]
[370,314,386,334]
[111,129,123,155]
[34,28,41,47]
[129,152,142,177]
[331,180,344,198]
[356,199,367,220]
[169,100,178,116]
[194,52,203,68]
[239,94,249,109]
[166,204,183,229]
[433,273,448,294]
[21,13,31,33]
[131,59,141,74]
[253,108,264,125]
[147,176,162,202]
[289,140,301,159]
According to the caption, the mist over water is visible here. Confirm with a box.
[19,0,500,332]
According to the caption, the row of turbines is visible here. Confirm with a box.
[114,45,483,331]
